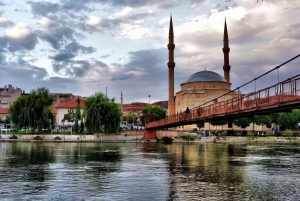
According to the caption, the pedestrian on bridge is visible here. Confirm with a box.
[186,107,190,119]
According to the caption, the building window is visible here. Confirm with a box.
[178,101,180,106]
[203,84,206,88]
[213,84,215,88]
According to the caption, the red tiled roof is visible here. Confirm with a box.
[51,107,57,114]
[56,98,84,109]
[0,108,9,114]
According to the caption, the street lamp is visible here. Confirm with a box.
[148,95,151,114]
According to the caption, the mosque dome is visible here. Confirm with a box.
[185,70,227,83]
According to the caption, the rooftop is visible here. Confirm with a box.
[185,70,227,83]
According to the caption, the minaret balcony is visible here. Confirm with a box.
[168,44,175,50]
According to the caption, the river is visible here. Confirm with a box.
[0,142,300,201]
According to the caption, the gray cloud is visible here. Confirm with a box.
[111,62,123,68]
[36,15,75,49]
[0,18,14,27]
[111,73,135,81]
[0,52,5,64]
[59,0,178,10]
[64,41,96,54]
[52,59,96,77]
[0,36,7,52]
[86,12,154,34]
[100,54,110,59]
[28,1,60,16]
[125,48,167,70]
[49,40,97,74]
[5,32,38,52]
[50,52,75,61]
[0,62,48,81]
[92,60,108,68]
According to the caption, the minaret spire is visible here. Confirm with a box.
[167,15,175,115]
[223,18,231,83]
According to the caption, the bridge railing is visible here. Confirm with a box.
[146,76,300,129]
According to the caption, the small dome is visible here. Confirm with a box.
[185,70,227,83]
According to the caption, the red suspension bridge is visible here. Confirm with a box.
[145,54,300,136]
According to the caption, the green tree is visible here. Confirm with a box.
[9,87,54,133]
[140,106,166,125]
[80,121,84,133]
[62,108,76,123]
[74,119,79,133]
[210,120,227,130]
[253,115,272,128]
[277,109,300,129]
[84,92,122,134]
[233,117,252,129]
[127,112,136,125]
[75,96,81,120]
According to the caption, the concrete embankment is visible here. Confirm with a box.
[0,134,144,142]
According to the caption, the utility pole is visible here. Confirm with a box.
[148,95,151,114]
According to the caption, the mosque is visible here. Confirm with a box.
[167,17,240,130]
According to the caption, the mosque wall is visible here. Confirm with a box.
[175,81,232,113]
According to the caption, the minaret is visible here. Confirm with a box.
[223,19,231,83]
[168,16,175,115]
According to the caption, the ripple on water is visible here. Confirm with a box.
[1,142,300,200]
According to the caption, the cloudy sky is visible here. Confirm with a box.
[0,0,299,104]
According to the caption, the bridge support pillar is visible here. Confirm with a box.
[144,130,156,139]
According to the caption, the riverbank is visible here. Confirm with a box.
[173,136,300,143]
[0,134,300,143]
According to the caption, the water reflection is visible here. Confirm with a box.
[0,142,300,200]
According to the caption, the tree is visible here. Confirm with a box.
[75,96,81,120]
[210,120,227,130]
[277,109,300,130]
[62,108,76,123]
[253,115,272,129]
[84,92,122,134]
[140,106,166,125]
[9,87,54,133]
[233,117,252,129]
[74,119,79,133]
[127,112,136,125]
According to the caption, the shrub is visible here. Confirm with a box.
[33,136,43,140]
[54,136,61,140]
[184,133,196,141]
[283,129,293,137]
[226,130,234,136]
[266,131,273,136]
[247,131,254,137]
[9,134,18,139]
[161,136,173,144]
[242,130,248,136]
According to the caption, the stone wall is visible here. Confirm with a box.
[156,130,181,139]
[0,134,143,141]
